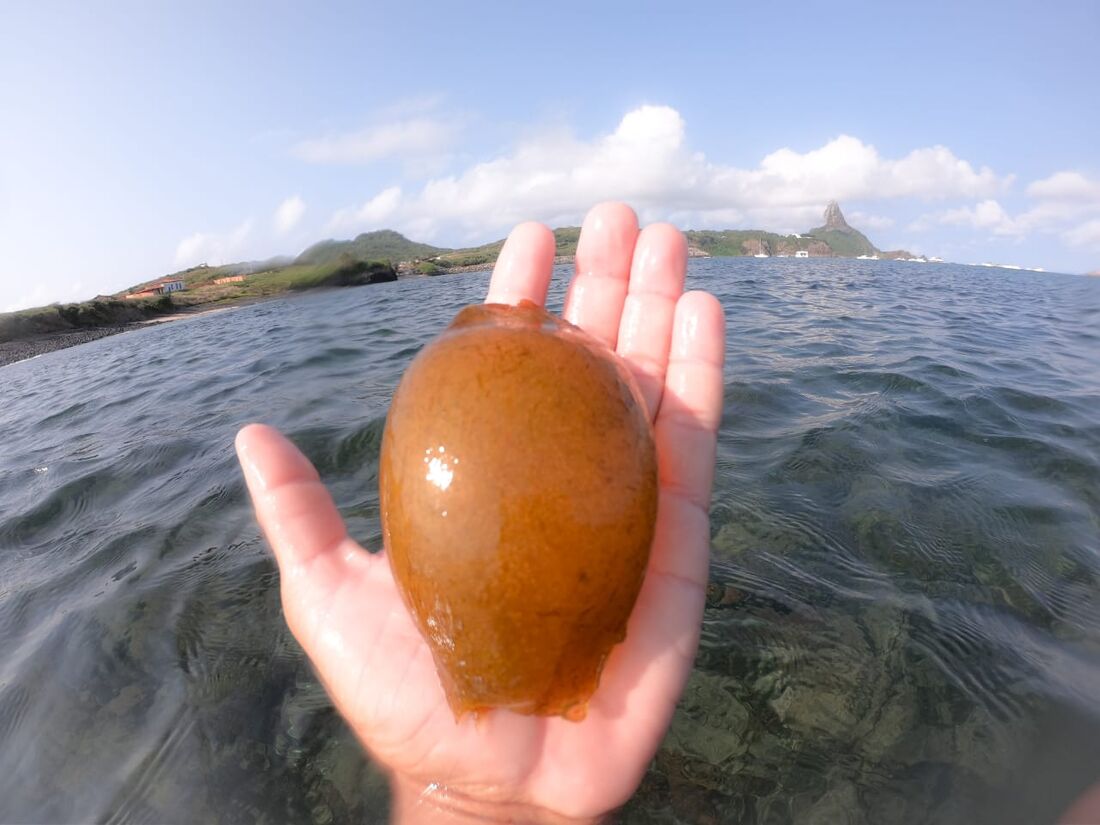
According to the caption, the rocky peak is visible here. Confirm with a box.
[823,201,852,233]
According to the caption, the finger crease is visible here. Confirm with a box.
[661,484,713,518]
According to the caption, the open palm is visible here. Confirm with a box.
[236,203,725,822]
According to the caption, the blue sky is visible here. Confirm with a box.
[1,0,1098,310]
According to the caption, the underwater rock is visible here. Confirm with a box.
[380,301,658,720]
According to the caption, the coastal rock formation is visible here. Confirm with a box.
[822,201,852,232]
[741,238,770,256]
[808,202,877,257]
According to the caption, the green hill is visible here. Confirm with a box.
[805,202,877,257]
[435,226,581,268]
[805,228,876,257]
[685,229,820,257]
[683,203,882,258]
[297,229,449,266]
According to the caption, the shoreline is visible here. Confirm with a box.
[0,302,257,368]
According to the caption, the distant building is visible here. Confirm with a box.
[124,277,186,300]
[213,274,246,285]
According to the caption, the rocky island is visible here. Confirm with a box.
[682,201,916,261]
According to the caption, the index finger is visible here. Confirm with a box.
[235,423,353,573]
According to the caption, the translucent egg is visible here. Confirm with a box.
[380,301,657,720]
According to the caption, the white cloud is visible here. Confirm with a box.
[910,169,1100,247]
[173,219,254,268]
[1064,218,1100,249]
[849,211,896,230]
[752,137,1005,204]
[2,279,86,313]
[326,105,1009,240]
[273,195,305,233]
[936,199,1022,236]
[329,186,403,231]
[293,117,458,165]
[1026,171,1100,202]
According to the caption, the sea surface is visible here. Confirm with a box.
[1,259,1099,824]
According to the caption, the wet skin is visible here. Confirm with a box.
[235,204,726,821]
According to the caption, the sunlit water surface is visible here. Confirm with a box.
[1,259,1099,824]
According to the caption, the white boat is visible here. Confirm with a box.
[795,250,809,258]
[753,252,768,258]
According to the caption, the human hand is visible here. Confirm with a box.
[235,203,725,823]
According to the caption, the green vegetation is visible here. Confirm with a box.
[416,262,443,276]
[806,227,876,257]
[0,296,177,343]
[436,246,501,268]
[167,259,396,308]
[0,259,396,344]
[552,226,581,256]
[685,230,819,257]
[298,230,447,266]
[433,227,581,269]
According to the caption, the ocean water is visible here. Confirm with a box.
[1,259,1099,824]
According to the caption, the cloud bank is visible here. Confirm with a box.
[274,195,305,233]
[174,219,254,268]
[326,105,1009,241]
[913,169,1100,251]
[293,117,457,164]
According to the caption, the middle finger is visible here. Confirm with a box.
[563,202,639,348]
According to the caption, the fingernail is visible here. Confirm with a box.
[235,429,266,493]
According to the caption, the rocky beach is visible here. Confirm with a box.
[0,325,133,368]
[0,305,244,368]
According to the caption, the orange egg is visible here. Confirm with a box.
[379,301,658,720]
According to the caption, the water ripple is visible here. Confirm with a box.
[1,261,1099,823]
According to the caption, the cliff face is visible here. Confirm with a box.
[822,201,851,232]
[741,237,770,256]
